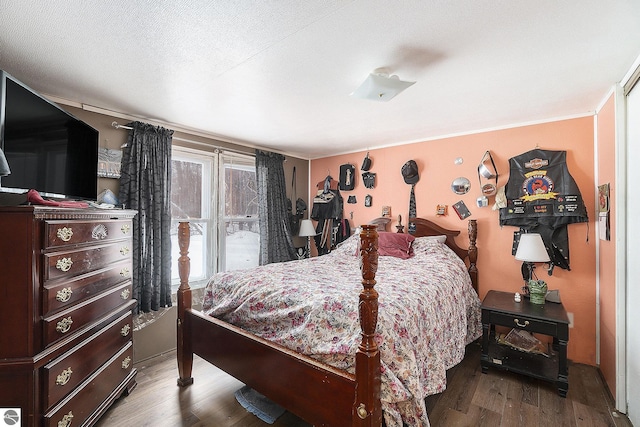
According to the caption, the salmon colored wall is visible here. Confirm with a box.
[311,117,596,365]
[596,94,617,395]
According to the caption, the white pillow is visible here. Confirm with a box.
[411,235,447,253]
[420,235,447,243]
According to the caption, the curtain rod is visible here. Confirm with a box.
[111,121,261,158]
[51,97,305,158]
[111,121,132,130]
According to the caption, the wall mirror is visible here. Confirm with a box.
[451,177,471,195]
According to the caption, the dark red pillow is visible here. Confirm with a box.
[377,232,415,259]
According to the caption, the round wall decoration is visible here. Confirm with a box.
[451,177,471,195]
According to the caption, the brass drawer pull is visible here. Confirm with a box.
[56,367,73,386]
[56,227,73,242]
[514,318,530,328]
[56,317,73,334]
[122,356,131,369]
[121,324,131,337]
[56,287,73,303]
[357,403,367,419]
[121,224,131,235]
[120,246,130,256]
[55,257,73,272]
[121,289,130,300]
[120,268,130,278]
[57,411,73,427]
[91,224,108,240]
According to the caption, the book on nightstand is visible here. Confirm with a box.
[498,328,550,357]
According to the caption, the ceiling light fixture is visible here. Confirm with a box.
[351,69,415,102]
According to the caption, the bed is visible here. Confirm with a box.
[177,217,480,426]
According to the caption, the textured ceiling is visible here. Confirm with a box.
[1,0,640,159]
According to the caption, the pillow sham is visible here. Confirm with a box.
[346,231,438,259]
[377,232,416,259]
[349,231,416,259]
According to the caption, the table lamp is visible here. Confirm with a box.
[515,233,550,294]
[298,219,317,258]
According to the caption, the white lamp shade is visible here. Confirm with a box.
[515,233,550,263]
[351,73,415,102]
[0,148,10,177]
[298,219,317,237]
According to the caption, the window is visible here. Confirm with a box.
[170,148,258,291]
[220,153,259,271]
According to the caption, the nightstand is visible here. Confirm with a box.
[480,290,570,397]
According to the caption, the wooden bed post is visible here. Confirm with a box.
[467,220,478,291]
[177,222,194,386]
[353,225,382,426]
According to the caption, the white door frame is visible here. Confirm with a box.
[615,82,627,413]
[620,54,640,415]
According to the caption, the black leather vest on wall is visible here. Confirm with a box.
[499,149,588,270]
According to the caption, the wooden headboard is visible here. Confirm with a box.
[366,216,478,292]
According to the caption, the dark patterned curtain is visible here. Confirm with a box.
[119,122,173,314]
[255,150,297,265]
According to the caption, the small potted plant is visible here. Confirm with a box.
[528,279,548,305]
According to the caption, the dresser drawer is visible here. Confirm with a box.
[43,282,132,348]
[44,242,132,282]
[44,343,134,427]
[44,219,132,249]
[43,312,133,410]
[43,260,132,317]
[485,310,559,336]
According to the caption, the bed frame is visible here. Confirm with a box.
[176,218,478,426]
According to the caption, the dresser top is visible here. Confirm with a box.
[0,205,137,219]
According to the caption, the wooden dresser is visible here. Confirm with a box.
[0,206,138,427]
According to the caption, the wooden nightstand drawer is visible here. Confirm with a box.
[44,219,132,249]
[484,310,559,336]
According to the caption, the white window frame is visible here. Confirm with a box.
[218,151,258,272]
[171,147,217,290]
[170,146,257,291]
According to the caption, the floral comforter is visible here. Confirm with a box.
[202,235,482,427]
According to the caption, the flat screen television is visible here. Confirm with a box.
[0,70,99,201]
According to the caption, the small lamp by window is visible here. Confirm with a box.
[0,148,10,177]
[515,233,550,294]
[298,219,317,258]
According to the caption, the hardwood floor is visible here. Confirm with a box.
[95,341,631,427]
